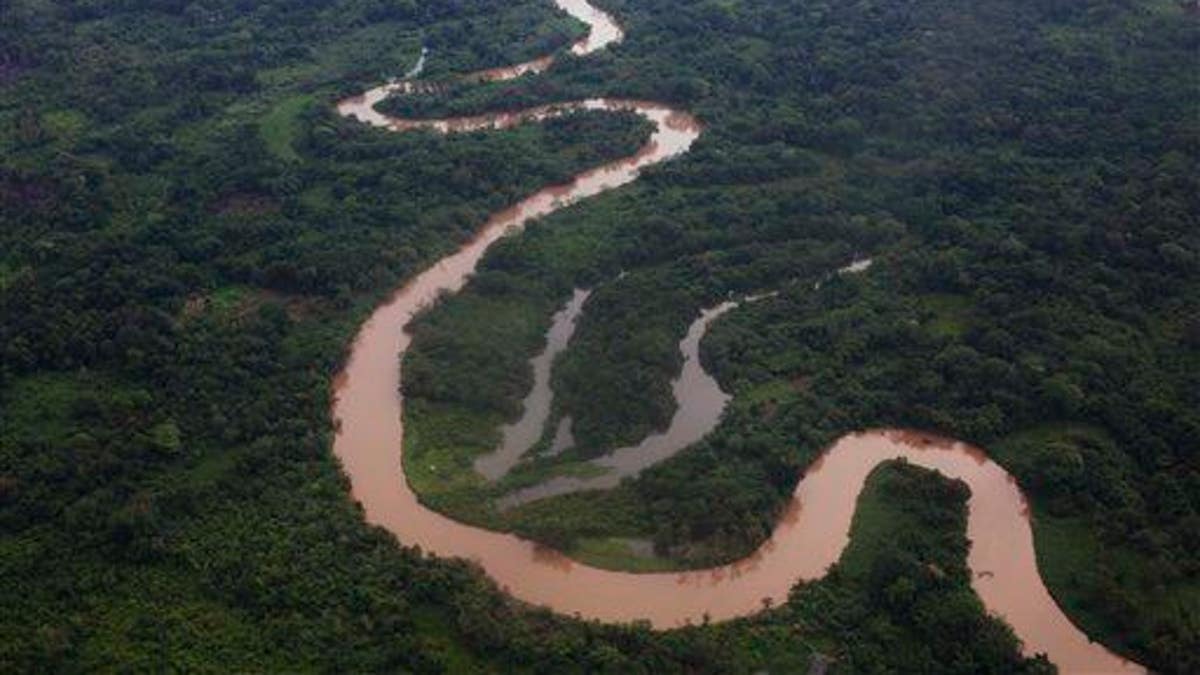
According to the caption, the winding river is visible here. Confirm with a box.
[331,2,1143,672]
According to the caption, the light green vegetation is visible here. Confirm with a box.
[4,0,1196,670]
[40,109,88,145]
[402,400,498,520]
[992,425,1200,665]
[1,373,129,447]
[501,484,656,554]
[731,460,1051,673]
[569,537,680,573]
[919,293,972,339]
[258,95,314,161]
[256,23,423,89]
[206,285,253,314]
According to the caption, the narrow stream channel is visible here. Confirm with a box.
[474,288,591,481]
[498,299,738,508]
[498,259,878,506]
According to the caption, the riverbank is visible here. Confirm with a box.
[330,3,1145,670]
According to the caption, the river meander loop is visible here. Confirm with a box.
[331,2,1143,672]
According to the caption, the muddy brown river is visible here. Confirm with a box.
[331,2,1143,672]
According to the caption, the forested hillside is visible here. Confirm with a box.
[2,0,1196,672]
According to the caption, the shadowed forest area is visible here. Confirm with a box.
[2,0,1197,672]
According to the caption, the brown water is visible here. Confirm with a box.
[499,259,884,503]
[498,300,738,507]
[474,288,591,480]
[335,0,621,126]
[330,2,1143,672]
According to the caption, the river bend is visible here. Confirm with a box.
[330,2,1143,672]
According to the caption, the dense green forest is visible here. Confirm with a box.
[398,0,1199,671]
[2,0,1197,672]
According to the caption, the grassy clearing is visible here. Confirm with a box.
[259,94,313,162]
[569,537,681,572]
[919,292,972,339]
[495,453,611,493]
[208,285,252,314]
[298,183,334,211]
[401,400,500,521]
[502,485,655,553]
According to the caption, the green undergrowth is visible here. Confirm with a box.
[259,95,314,162]
[402,400,501,523]
[666,460,1054,674]
[568,537,680,573]
[4,0,1196,670]
[993,425,1200,665]
[778,460,1053,674]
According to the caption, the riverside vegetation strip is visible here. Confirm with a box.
[392,0,1198,670]
[2,0,1196,672]
[336,0,1148,672]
